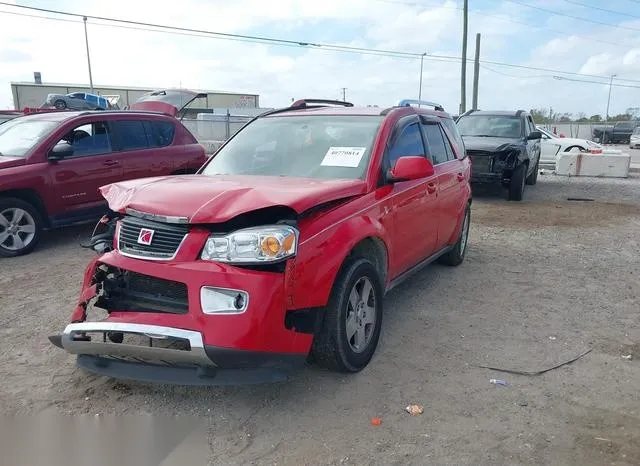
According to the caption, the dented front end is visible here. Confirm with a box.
[49,208,316,385]
[468,145,523,184]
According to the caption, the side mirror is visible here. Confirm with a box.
[527,131,542,140]
[388,156,435,183]
[48,142,74,160]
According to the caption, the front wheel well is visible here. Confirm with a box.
[345,236,388,286]
[0,189,48,226]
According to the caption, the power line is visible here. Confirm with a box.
[561,0,640,20]
[1,2,640,85]
[372,0,638,49]
[553,76,640,89]
[502,0,640,32]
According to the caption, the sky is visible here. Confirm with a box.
[0,0,639,116]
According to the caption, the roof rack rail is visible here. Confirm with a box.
[458,108,479,118]
[395,99,445,111]
[290,99,354,108]
[515,109,526,117]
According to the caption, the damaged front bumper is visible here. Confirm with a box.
[49,321,306,385]
[50,248,313,386]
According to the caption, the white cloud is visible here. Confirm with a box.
[0,0,639,116]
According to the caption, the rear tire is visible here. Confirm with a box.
[438,203,470,266]
[507,164,526,201]
[312,257,384,373]
[0,197,43,257]
[53,100,66,110]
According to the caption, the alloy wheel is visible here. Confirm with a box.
[0,207,37,251]
[345,277,377,353]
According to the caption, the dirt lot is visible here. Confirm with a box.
[1,173,640,465]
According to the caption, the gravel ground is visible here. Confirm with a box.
[1,173,640,465]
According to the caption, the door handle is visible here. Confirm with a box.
[426,183,437,194]
[456,173,465,182]
[103,160,119,167]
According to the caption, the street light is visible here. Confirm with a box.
[418,52,427,103]
[83,16,94,93]
[605,74,617,124]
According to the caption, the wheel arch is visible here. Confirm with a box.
[292,218,391,311]
[0,189,49,227]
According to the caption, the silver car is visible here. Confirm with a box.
[43,92,112,110]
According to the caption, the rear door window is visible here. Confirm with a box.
[421,123,449,165]
[440,117,465,158]
[112,120,150,151]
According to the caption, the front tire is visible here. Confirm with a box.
[508,163,526,201]
[312,257,384,373]
[53,100,67,110]
[526,159,539,185]
[0,198,43,257]
[438,203,470,266]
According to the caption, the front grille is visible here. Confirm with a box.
[96,270,189,314]
[118,216,188,260]
[467,150,493,173]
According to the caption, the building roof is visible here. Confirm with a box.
[10,82,259,96]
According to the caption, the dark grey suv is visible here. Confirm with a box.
[455,109,541,201]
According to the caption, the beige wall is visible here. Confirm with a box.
[10,84,259,110]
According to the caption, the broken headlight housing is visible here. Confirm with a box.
[200,225,298,264]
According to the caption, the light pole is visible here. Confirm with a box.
[418,52,426,103]
[83,16,94,92]
[605,74,616,123]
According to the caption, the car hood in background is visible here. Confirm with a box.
[461,136,524,152]
[129,89,207,117]
[100,175,368,224]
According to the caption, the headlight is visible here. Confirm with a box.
[200,225,298,263]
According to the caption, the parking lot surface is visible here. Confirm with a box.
[1,173,639,465]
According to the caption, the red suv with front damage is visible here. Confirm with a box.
[49,98,472,385]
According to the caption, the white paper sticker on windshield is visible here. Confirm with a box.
[320,147,367,168]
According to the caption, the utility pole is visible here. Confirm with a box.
[472,33,481,110]
[418,52,426,102]
[460,0,468,114]
[341,87,347,102]
[605,74,616,123]
[83,17,94,92]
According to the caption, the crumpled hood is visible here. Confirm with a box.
[461,136,524,152]
[100,174,367,224]
[0,155,25,170]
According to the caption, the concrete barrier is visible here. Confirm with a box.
[556,150,631,178]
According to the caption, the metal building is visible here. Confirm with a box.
[10,81,260,110]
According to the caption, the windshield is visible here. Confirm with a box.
[456,115,523,138]
[0,118,58,157]
[201,115,383,180]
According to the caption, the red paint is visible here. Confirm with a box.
[70,103,472,358]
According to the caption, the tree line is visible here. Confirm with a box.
[530,107,640,124]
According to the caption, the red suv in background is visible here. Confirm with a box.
[50,98,472,385]
[0,107,206,257]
